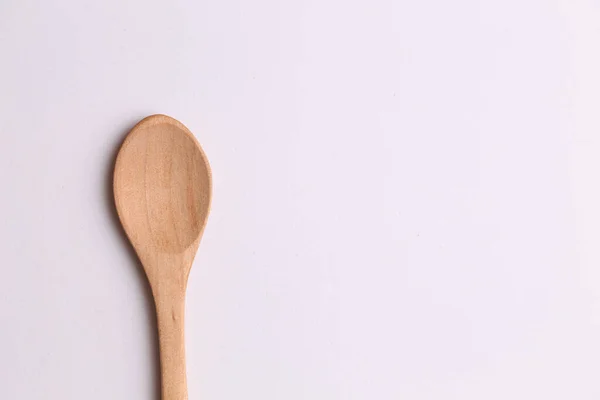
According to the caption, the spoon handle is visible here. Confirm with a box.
[155,290,188,400]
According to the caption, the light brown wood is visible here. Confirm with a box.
[113,114,212,400]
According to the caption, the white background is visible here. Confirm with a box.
[1,0,600,398]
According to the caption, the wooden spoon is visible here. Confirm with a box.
[113,114,212,400]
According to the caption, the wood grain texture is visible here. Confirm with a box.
[113,114,212,400]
